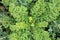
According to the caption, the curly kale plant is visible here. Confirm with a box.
[1,0,60,40]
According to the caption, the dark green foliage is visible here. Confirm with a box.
[48,15,60,36]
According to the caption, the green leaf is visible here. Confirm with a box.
[37,21,48,28]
